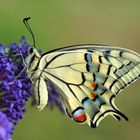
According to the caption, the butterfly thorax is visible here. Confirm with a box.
[25,47,41,80]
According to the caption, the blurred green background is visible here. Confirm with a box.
[0,0,140,140]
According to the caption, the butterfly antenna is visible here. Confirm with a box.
[23,17,36,48]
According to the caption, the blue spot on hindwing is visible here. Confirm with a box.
[85,53,92,62]
[82,98,95,118]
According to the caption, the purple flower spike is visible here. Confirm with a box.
[0,37,32,139]
[0,36,64,139]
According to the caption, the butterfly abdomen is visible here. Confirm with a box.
[32,77,49,111]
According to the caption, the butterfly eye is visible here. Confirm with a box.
[29,47,34,54]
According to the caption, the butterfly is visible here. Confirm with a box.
[23,17,140,128]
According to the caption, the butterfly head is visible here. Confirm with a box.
[28,46,40,57]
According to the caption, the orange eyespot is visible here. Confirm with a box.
[72,108,86,123]
[74,113,86,123]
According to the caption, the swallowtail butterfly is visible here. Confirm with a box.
[23,17,140,128]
